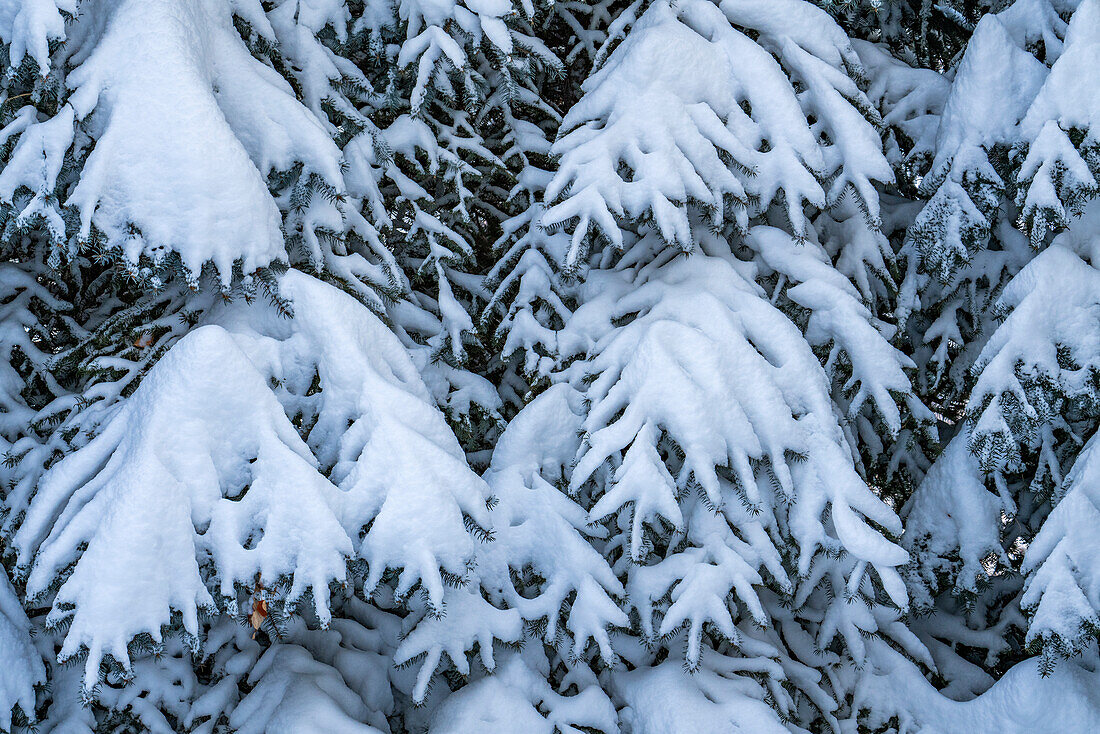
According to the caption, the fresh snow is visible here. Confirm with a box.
[0,571,43,730]
[858,641,1100,734]
[14,270,491,680]
[4,0,1100,731]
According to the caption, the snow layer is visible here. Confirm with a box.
[613,658,788,734]
[858,640,1100,734]
[14,270,490,679]
[395,385,626,701]
[0,571,44,730]
[932,14,1047,164]
[230,644,384,734]
[18,322,350,678]
[1023,431,1100,653]
[543,0,890,264]
[428,651,617,734]
[551,253,910,673]
[968,239,1100,480]
[0,0,71,74]
[903,435,1004,608]
[854,39,950,164]
[568,255,908,577]
[1021,0,1100,136]
[0,0,346,284]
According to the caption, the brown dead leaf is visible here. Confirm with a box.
[250,580,268,639]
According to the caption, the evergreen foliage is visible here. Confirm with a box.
[2,0,1100,731]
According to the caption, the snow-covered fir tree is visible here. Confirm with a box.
[3,0,1100,732]
[481,0,943,729]
[899,0,1100,695]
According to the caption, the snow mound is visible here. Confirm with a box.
[0,0,346,284]
[543,0,890,265]
[0,570,44,729]
[13,270,490,680]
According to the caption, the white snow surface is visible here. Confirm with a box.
[857,640,1100,734]
[1023,431,1100,650]
[7,0,1100,731]
[394,385,626,702]
[1021,0,1100,137]
[969,240,1100,462]
[566,255,908,578]
[550,253,911,670]
[14,270,490,679]
[543,0,890,264]
[0,0,71,74]
[932,14,1047,165]
[0,571,44,730]
[613,658,789,734]
[428,650,617,734]
[902,434,1004,607]
[229,644,384,734]
[0,0,348,284]
[855,39,950,163]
